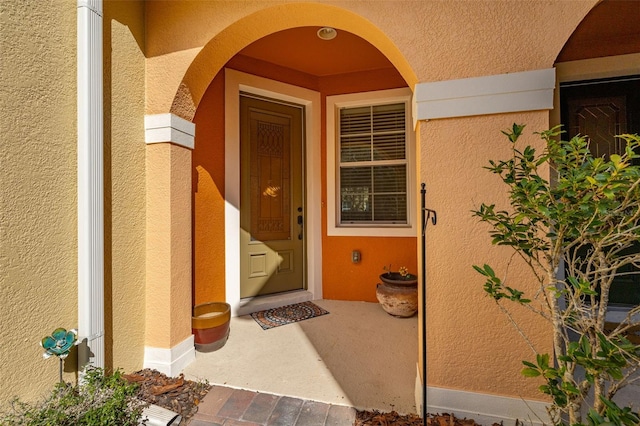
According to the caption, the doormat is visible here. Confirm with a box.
[250,301,329,330]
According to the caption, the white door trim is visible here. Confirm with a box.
[225,69,322,316]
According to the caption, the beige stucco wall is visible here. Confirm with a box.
[145,143,193,349]
[145,1,419,118]
[104,0,147,374]
[422,112,553,397]
[145,1,594,120]
[0,0,78,401]
[0,0,148,403]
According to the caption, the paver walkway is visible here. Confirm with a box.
[188,385,357,426]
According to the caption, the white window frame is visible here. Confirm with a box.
[327,88,416,237]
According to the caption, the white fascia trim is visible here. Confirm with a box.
[414,68,556,120]
[143,335,195,377]
[415,367,549,426]
[556,53,640,83]
[144,113,196,150]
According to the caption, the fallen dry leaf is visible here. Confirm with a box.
[150,376,184,395]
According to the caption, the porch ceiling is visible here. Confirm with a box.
[237,26,395,77]
[557,0,640,62]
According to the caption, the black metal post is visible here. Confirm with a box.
[420,183,436,425]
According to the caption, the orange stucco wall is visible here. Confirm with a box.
[320,72,416,302]
[322,237,417,302]
[193,73,226,305]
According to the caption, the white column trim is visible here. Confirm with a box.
[145,113,196,150]
[414,68,556,120]
[143,335,196,377]
[77,0,105,370]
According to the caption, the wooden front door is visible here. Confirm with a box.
[240,95,305,298]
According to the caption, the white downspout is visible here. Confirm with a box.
[77,0,104,370]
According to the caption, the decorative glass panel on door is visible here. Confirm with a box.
[250,118,291,242]
[567,96,627,159]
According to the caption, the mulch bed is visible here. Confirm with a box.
[123,368,210,423]
[355,410,495,426]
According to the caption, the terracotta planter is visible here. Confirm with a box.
[379,272,418,286]
[376,273,418,317]
[192,302,231,352]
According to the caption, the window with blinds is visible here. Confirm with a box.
[338,102,408,224]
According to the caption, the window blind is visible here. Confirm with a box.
[338,102,408,224]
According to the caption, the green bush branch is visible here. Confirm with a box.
[473,125,640,425]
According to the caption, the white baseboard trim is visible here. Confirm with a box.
[415,366,549,425]
[143,335,196,377]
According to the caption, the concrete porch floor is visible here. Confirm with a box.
[182,299,418,415]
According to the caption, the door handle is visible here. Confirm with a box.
[297,215,303,240]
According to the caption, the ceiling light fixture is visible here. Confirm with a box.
[317,27,337,41]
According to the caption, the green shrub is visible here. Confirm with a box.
[0,367,147,425]
[474,125,640,425]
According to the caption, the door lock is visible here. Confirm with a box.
[297,214,303,240]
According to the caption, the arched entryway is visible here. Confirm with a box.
[166,3,418,120]
[143,2,420,376]
[191,25,418,315]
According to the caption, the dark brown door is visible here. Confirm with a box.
[561,76,640,306]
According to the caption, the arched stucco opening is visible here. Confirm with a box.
[552,0,640,128]
[169,3,418,121]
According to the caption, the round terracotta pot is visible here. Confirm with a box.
[379,272,418,286]
[192,302,231,352]
[376,277,418,318]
